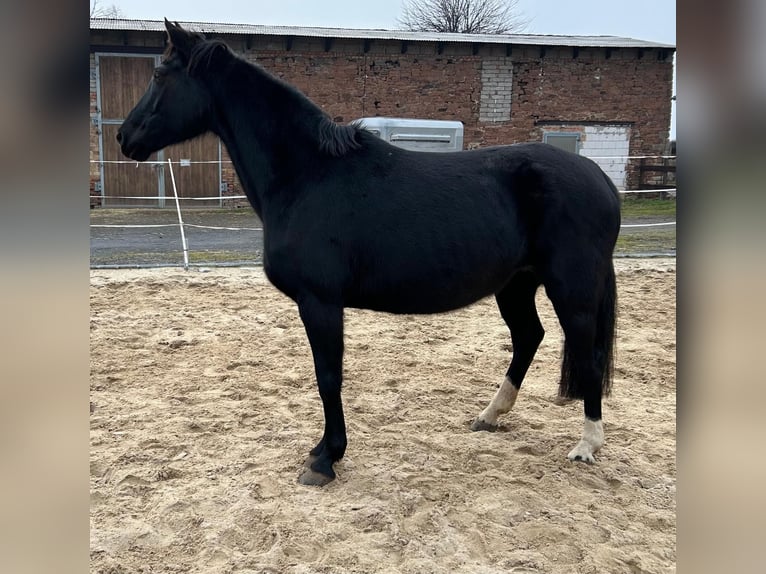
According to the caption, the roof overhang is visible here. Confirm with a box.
[90,18,676,50]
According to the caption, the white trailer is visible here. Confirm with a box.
[352,117,464,152]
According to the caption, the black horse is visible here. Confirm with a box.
[118,20,621,486]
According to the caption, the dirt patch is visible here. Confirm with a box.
[90,259,676,573]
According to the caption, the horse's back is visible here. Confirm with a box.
[344,140,621,258]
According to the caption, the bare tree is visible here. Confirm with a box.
[90,0,124,18]
[398,0,530,34]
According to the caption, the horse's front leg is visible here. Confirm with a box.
[296,296,346,486]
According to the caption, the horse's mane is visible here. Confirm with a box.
[187,39,229,77]
[317,117,363,157]
[182,37,362,158]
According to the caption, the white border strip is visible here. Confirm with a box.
[621,222,676,228]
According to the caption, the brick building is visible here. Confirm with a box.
[89,18,675,206]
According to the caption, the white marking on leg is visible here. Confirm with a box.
[567,418,604,463]
[473,376,518,428]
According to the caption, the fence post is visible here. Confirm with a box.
[166,158,190,271]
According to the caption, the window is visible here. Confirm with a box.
[543,132,580,154]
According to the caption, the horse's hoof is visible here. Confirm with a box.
[568,453,596,464]
[470,418,498,432]
[298,467,335,487]
[567,443,597,464]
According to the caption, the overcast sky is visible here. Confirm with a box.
[106,0,675,45]
[101,0,676,136]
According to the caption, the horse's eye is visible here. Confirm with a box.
[153,70,162,81]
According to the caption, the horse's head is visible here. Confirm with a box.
[117,20,214,161]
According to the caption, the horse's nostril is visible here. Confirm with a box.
[116,131,123,144]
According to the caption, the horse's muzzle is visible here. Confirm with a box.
[116,127,151,162]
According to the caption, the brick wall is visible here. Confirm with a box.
[90,33,674,198]
[224,39,672,193]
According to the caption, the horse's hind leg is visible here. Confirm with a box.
[557,309,605,462]
[543,260,617,463]
[471,270,544,431]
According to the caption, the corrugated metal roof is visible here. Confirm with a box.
[90,18,675,50]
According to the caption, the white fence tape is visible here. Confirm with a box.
[89,195,248,201]
[90,189,674,202]
[92,221,673,232]
[90,154,677,164]
[90,155,674,202]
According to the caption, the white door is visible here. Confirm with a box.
[579,126,631,189]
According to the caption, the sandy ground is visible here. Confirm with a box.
[90,258,676,574]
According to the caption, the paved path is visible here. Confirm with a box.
[90,208,674,267]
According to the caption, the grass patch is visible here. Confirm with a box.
[91,250,261,266]
[187,250,260,264]
[620,197,676,219]
[90,208,261,226]
[93,202,676,224]
[616,227,676,255]
[616,197,676,254]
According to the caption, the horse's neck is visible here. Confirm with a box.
[213,118,271,218]
[208,63,301,219]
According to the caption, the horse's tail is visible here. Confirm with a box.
[595,261,617,397]
[559,261,617,399]
[558,164,619,399]
[595,170,620,398]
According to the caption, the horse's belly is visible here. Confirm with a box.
[349,259,518,314]
[350,291,494,315]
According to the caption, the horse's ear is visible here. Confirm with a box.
[164,18,200,61]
